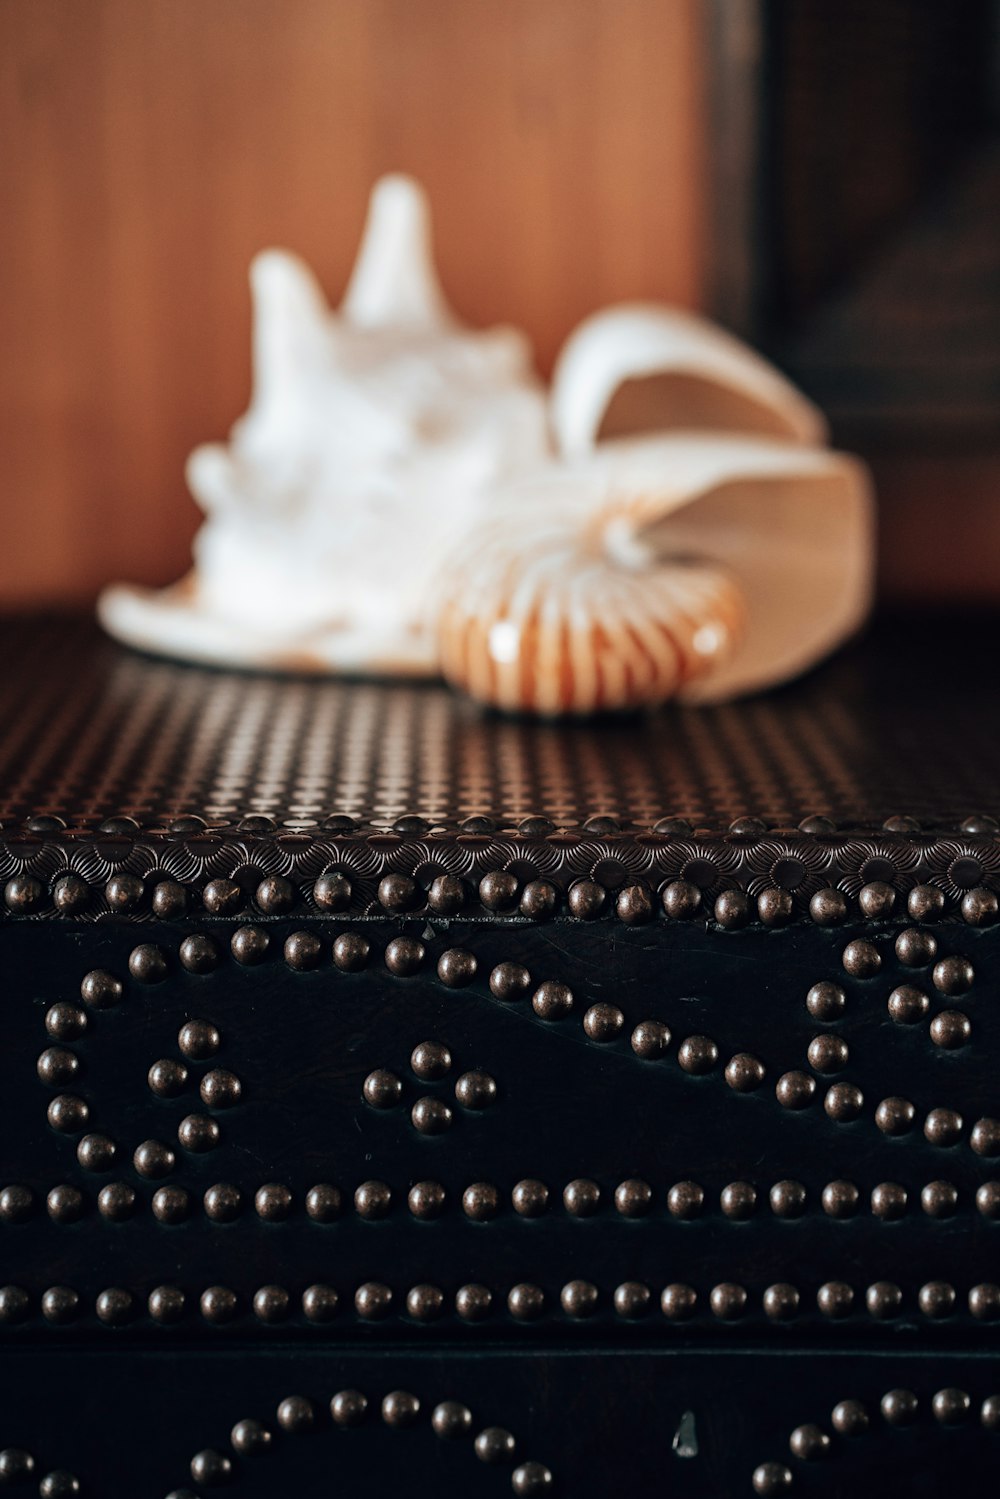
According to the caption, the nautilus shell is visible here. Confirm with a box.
[99,174,874,714]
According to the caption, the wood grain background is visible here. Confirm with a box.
[0,0,706,606]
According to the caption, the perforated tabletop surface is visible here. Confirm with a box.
[0,612,997,831]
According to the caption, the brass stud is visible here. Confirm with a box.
[455,1070,497,1109]
[363,1069,403,1109]
[148,1285,185,1323]
[710,1283,747,1320]
[830,1400,868,1436]
[789,1423,830,1460]
[866,1281,902,1320]
[202,878,242,916]
[105,874,143,913]
[508,1283,545,1321]
[284,930,322,970]
[560,1280,599,1318]
[969,1284,1000,1321]
[80,970,123,1009]
[437,948,477,987]
[355,1180,392,1220]
[204,1183,242,1222]
[919,1281,956,1319]
[462,1182,500,1221]
[933,1388,971,1425]
[614,1178,652,1218]
[190,1450,233,1486]
[871,1182,907,1219]
[45,1003,87,1040]
[809,888,847,926]
[763,1284,799,1322]
[962,887,999,926]
[661,1283,698,1320]
[0,1288,30,1324]
[331,1390,368,1426]
[972,1117,1000,1157]
[714,888,751,928]
[663,880,701,919]
[411,1096,453,1134]
[807,1034,848,1073]
[887,985,929,1024]
[47,1185,85,1224]
[824,1083,863,1122]
[630,1020,671,1059]
[432,1401,473,1438]
[875,1097,914,1136]
[152,1186,191,1224]
[921,1180,958,1219]
[426,874,466,915]
[177,1019,220,1060]
[930,1010,971,1049]
[253,1286,290,1324]
[382,1390,421,1426]
[355,1281,393,1319]
[512,1462,554,1495]
[178,935,220,974]
[41,1286,80,1324]
[881,1389,918,1426]
[568,879,605,919]
[489,963,531,1000]
[512,1179,549,1217]
[231,1420,272,1455]
[479,871,519,911]
[455,1284,493,1321]
[95,1287,133,1325]
[385,936,425,975]
[614,1281,652,1318]
[314,872,352,911]
[53,875,90,914]
[97,1182,136,1221]
[46,1095,89,1133]
[302,1284,339,1322]
[841,939,880,978]
[858,881,895,919]
[982,1396,1000,1430]
[178,1114,220,1152]
[775,1071,815,1110]
[769,1180,806,1219]
[475,1426,517,1463]
[520,880,558,919]
[231,925,270,965]
[667,1181,704,1219]
[128,944,167,983]
[816,1281,854,1318]
[255,1182,293,1221]
[0,1452,35,1482]
[752,1462,793,1495]
[677,1035,718,1074]
[199,1069,241,1109]
[531,981,574,1019]
[805,981,846,1020]
[36,1047,80,1086]
[406,1285,444,1322]
[276,1395,315,1432]
[908,884,945,922]
[411,1041,452,1078]
[0,1185,33,1224]
[200,1285,238,1324]
[583,1003,624,1042]
[977,1182,1000,1219]
[895,927,937,966]
[617,884,654,924]
[333,932,369,971]
[720,1181,757,1219]
[822,1180,859,1218]
[255,876,296,915]
[725,1053,765,1092]
[408,1181,446,1220]
[924,1107,963,1146]
[933,955,974,995]
[563,1178,601,1216]
[758,887,793,927]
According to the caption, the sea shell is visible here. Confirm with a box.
[98,174,874,713]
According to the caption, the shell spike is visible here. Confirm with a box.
[342,174,452,330]
[248,250,332,406]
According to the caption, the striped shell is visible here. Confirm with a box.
[437,516,745,715]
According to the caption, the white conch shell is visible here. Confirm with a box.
[98,173,874,714]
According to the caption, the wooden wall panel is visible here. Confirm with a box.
[0,0,707,606]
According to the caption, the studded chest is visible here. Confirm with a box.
[2,614,1000,1498]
